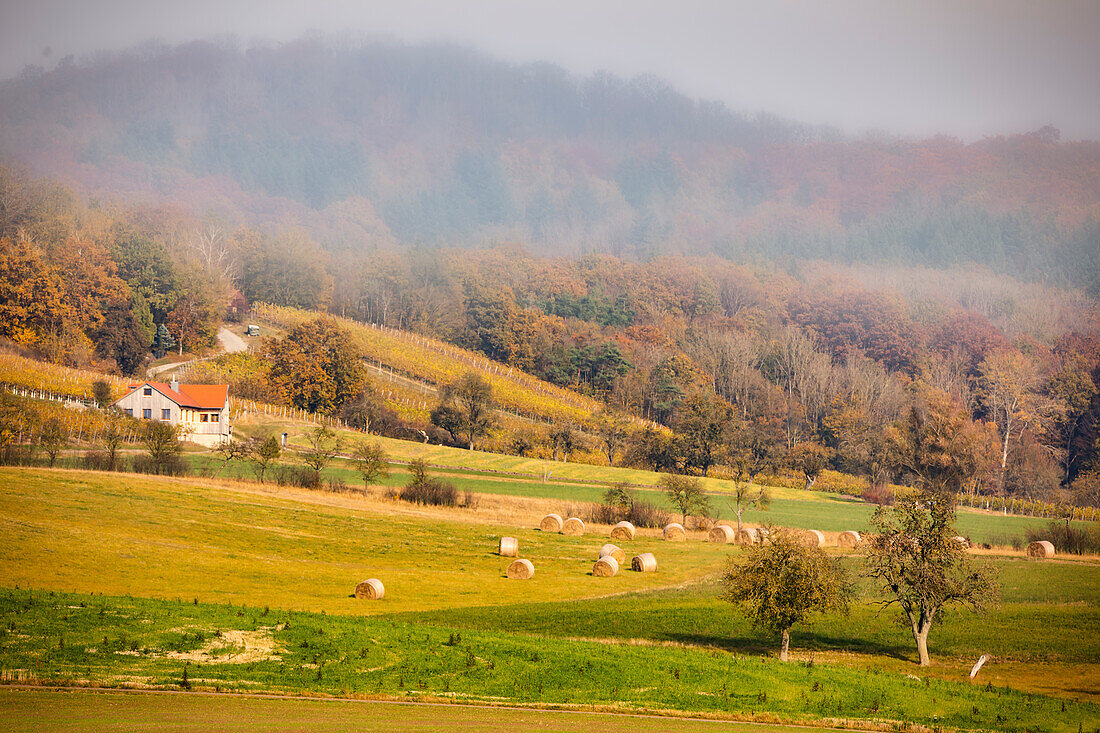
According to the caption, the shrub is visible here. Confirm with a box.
[399,459,458,506]
[1025,521,1100,555]
[861,483,895,506]
[326,477,350,493]
[628,499,670,528]
[82,450,109,471]
[272,465,322,489]
[585,484,670,528]
[132,454,187,476]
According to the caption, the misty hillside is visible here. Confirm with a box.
[1,38,1098,287]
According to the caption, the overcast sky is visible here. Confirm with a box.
[2,0,1098,141]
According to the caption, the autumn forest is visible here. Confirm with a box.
[1,39,1099,511]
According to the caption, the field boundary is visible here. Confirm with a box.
[0,684,889,732]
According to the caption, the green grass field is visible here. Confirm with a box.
[1,467,1097,731]
[188,420,1080,547]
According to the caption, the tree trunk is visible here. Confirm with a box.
[912,619,932,666]
[736,507,743,531]
[998,418,1012,494]
[804,473,816,491]
[779,628,790,662]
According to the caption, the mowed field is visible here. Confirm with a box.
[0,467,1097,731]
[217,415,1083,547]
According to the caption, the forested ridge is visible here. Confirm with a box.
[1,38,1099,510]
[1,38,1097,288]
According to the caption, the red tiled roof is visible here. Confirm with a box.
[122,381,228,409]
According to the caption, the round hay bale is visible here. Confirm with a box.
[951,535,970,550]
[1027,540,1055,558]
[837,531,862,549]
[610,521,636,541]
[540,513,564,532]
[498,536,519,557]
[507,558,535,579]
[354,578,384,600]
[709,525,737,544]
[631,552,658,572]
[800,529,826,548]
[599,543,626,564]
[734,528,757,545]
[593,556,619,577]
[562,517,585,536]
[663,522,686,541]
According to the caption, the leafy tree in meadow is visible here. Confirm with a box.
[249,435,281,484]
[212,438,251,478]
[100,412,127,471]
[871,386,999,666]
[866,497,998,666]
[142,421,181,474]
[40,417,65,466]
[302,425,342,482]
[352,442,390,491]
[661,473,712,525]
[721,529,852,661]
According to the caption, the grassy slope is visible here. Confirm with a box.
[0,468,1097,730]
[253,303,605,425]
[0,468,724,615]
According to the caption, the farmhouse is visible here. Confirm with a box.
[112,375,230,446]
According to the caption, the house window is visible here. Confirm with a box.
[124,408,133,417]
[162,408,171,420]
[143,387,152,396]
[200,414,209,423]
[143,409,152,419]
[209,413,219,422]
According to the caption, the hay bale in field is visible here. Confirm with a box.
[507,558,535,579]
[734,528,757,545]
[593,556,619,577]
[663,522,686,541]
[562,517,585,536]
[837,531,861,549]
[631,552,658,572]
[599,543,626,564]
[952,535,970,550]
[354,578,384,600]
[1027,540,1055,558]
[498,536,519,557]
[540,513,564,532]
[799,529,826,548]
[709,525,736,544]
[610,521,636,541]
